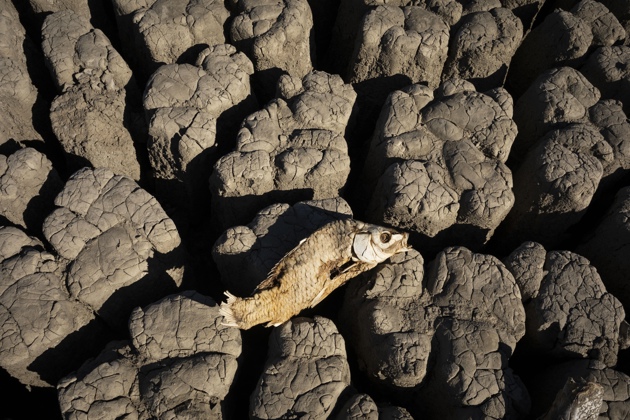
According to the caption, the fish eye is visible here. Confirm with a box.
[380,232,392,243]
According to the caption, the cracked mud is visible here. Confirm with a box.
[2,0,630,419]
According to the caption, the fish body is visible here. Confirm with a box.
[219,218,410,329]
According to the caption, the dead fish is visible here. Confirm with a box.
[219,218,411,329]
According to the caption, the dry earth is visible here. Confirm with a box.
[2,0,630,419]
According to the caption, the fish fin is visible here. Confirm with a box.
[219,291,240,327]
[268,238,306,276]
[308,287,328,308]
[255,237,308,293]
[253,275,279,293]
[340,261,360,273]
[329,262,377,292]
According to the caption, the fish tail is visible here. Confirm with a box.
[220,291,273,330]
[219,291,240,327]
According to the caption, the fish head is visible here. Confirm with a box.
[352,224,411,264]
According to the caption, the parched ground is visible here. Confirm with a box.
[2,0,630,419]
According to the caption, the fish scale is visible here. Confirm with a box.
[220,218,410,330]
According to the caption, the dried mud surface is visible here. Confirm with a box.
[2,0,630,419]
